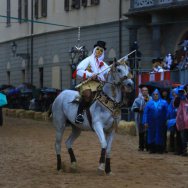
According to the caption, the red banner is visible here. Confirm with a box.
[136,71,171,94]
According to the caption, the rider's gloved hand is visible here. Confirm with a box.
[91,74,98,80]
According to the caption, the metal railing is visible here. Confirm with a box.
[132,0,186,9]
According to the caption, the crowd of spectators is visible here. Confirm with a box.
[132,83,188,156]
[151,51,188,73]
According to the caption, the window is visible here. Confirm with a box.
[71,0,80,9]
[6,0,11,26]
[18,0,28,23]
[24,0,29,20]
[41,0,47,17]
[35,0,47,19]
[64,0,81,11]
[82,0,87,7]
[91,0,100,5]
[65,0,99,11]
[35,0,39,18]
[64,0,69,11]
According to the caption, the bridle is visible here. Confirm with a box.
[103,63,132,87]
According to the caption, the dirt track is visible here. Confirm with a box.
[0,116,188,188]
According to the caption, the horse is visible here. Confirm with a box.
[52,61,134,175]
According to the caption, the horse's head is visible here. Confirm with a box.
[111,61,134,93]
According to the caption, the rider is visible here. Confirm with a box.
[75,41,109,124]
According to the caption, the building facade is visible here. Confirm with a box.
[0,0,187,89]
[0,0,130,89]
[126,0,188,71]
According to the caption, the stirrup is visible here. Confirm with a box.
[75,114,84,124]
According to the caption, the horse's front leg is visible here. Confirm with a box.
[93,123,107,175]
[105,130,115,175]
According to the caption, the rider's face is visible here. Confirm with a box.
[95,47,104,58]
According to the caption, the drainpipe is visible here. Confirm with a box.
[31,0,34,85]
[119,0,122,58]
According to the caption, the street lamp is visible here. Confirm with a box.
[11,41,30,60]
[11,41,31,83]
[11,41,17,56]
[69,45,88,89]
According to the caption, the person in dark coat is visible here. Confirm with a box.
[167,88,183,154]
[0,107,3,126]
[160,89,170,152]
[131,87,151,151]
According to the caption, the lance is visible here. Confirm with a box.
[117,49,136,62]
[75,50,136,89]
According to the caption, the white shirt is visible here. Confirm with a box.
[76,47,109,81]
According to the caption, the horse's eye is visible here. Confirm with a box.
[124,76,128,79]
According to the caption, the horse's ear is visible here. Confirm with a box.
[112,58,117,66]
[113,58,120,67]
[127,72,133,79]
[111,62,116,71]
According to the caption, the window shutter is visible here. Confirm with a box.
[24,0,28,21]
[34,0,39,19]
[82,0,87,7]
[91,0,99,5]
[41,0,47,17]
[18,0,22,23]
[64,0,69,11]
[7,0,11,25]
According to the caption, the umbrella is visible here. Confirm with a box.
[0,92,8,107]
[139,80,181,94]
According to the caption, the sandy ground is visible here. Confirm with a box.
[0,116,188,188]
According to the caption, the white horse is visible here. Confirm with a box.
[52,62,134,175]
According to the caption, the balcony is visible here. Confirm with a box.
[130,0,188,10]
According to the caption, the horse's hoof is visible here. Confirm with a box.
[97,163,105,176]
[56,169,63,175]
[106,172,115,176]
[70,162,77,173]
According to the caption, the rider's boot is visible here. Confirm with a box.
[75,89,92,124]
[75,100,85,124]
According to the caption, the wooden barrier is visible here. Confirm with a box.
[3,108,136,136]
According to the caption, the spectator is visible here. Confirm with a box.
[131,87,151,151]
[152,58,164,73]
[143,89,168,154]
[160,89,170,152]
[174,84,188,156]
[0,107,3,126]
[164,53,173,70]
[167,88,183,154]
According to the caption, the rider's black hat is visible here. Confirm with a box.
[94,41,106,50]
